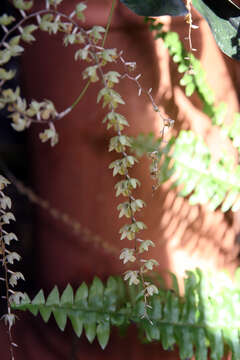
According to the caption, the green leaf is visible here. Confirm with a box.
[194,328,208,360]
[29,290,45,316]
[39,14,59,34]
[0,68,16,81]
[221,189,238,212]
[161,324,175,350]
[103,276,118,311]
[0,50,11,65]
[144,321,160,341]
[20,293,31,305]
[177,327,194,360]
[46,286,60,306]
[84,322,96,343]
[39,306,52,323]
[75,282,88,308]
[207,329,224,360]
[0,14,15,26]
[99,49,117,63]
[114,178,140,197]
[82,65,99,83]
[120,0,187,16]
[109,135,132,152]
[170,273,180,296]
[109,156,138,176]
[97,88,125,108]
[49,0,64,6]
[185,82,196,97]
[76,3,87,21]
[69,315,83,337]
[96,321,110,349]
[53,309,67,331]
[180,74,193,86]
[13,0,33,10]
[223,328,240,360]
[88,26,105,41]
[32,290,45,306]
[89,277,104,309]
[192,0,240,60]
[11,272,240,357]
[148,296,162,321]
[61,284,74,305]
[21,24,38,43]
[103,111,129,131]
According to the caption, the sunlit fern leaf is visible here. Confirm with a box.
[132,130,240,212]
[11,270,240,359]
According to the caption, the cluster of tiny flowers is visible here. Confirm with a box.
[0,0,162,310]
[77,26,161,302]
[0,175,25,356]
[0,1,89,147]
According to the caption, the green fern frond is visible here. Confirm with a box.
[146,18,240,155]
[131,132,161,157]
[12,269,240,359]
[132,131,240,212]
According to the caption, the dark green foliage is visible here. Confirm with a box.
[147,17,240,155]
[159,30,215,103]
[121,0,240,61]
[12,270,240,359]
[120,0,187,17]
[192,0,240,60]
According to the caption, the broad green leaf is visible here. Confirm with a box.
[161,324,175,350]
[223,328,240,360]
[84,322,96,343]
[69,315,83,337]
[13,0,33,11]
[61,284,74,305]
[32,290,45,305]
[163,291,180,323]
[232,197,240,211]
[46,286,60,306]
[144,319,160,341]
[176,327,194,360]
[89,277,104,309]
[221,189,239,212]
[120,0,187,16]
[75,282,88,308]
[207,329,224,360]
[0,14,15,26]
[148,296,162,321]
[19,293,31,305]
[194,328,208,360]
[53,309,67,331]
[192,0,240,60]
[10,272,240,357]
[104,276,118,311]
[170,273,180,297]
[27,304,38,316]
[0,68,16,81]
[96,321,110,349]
[39,306,52,323]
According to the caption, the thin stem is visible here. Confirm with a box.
[62,0,117,113]
[102,0,117,48]
[0,227,15,360]
[69,79,91,111]
[65,0,117,113]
